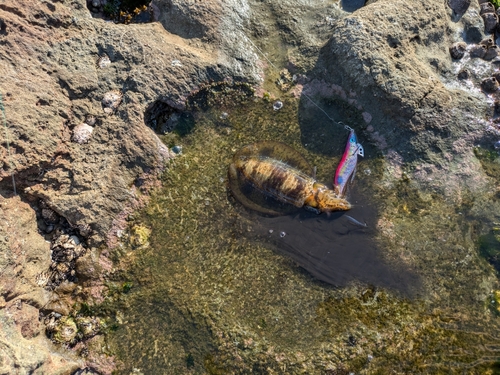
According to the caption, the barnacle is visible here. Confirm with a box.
[72,123,94,144]
[96,54,111,69]
[102,90,123,115]
[50,316,78,344]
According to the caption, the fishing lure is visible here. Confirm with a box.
[334,125,364,197]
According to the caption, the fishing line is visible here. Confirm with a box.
[244,35,345,128]
[0,91,17,195]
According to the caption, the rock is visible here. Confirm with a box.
[0,196,81,373]
[481,76,499,93]
[0,0,259,250]
[449,42,467,59]
[482,12,498,33]
[448,0,471,16]
[470,43,488,58]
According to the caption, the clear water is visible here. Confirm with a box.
[96,82,500,374]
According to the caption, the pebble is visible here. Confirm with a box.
[273,101,283,111]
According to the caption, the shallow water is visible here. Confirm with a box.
[99,83,500,374]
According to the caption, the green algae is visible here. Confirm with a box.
[97,88,500,374]
[474,146,500,182]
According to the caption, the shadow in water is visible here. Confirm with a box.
[248,186,421,298]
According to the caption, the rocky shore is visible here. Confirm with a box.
[1,0,500,373]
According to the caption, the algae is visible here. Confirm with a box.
[474,146,500,182]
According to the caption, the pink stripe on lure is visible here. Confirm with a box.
[334,125,364,197]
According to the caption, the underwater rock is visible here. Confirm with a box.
[72,123,94,144]
[102,90,123,115]
[449,42,467,59]
[448,0,471,16]
[481,76,499,92]
[470,43,487,58]
[482,12,498,34]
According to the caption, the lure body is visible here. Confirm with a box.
[229,142,351,214]
[334,125,364,197]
